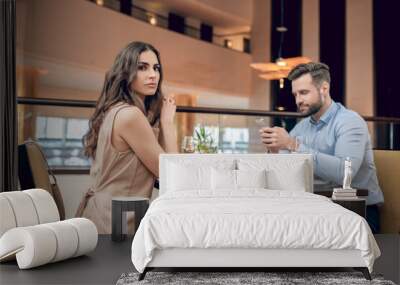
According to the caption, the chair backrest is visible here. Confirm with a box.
[18,140,65,220]
[0,189,60,238]
[373,150,400,234]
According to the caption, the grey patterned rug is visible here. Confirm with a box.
[116,271,396,285]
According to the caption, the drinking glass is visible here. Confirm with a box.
[181,136,195,153]
[289,136,300,153]
[255,118,273,153]
[292,136,311,154]
[255,117,266,127]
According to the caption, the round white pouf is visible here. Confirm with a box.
[0,218,98,269]
[24,189,60,223]
[0,191,39,228]
[0,196,17,237]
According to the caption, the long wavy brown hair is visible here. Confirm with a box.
[83,42,163,159]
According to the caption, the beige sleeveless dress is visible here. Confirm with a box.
[76,104,159,234]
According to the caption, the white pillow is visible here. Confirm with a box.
[237,158,309,192]
[236,169,267,189]
[167,162,212,191]
[211,168,237,190]
[211,169,268,190]
[266,163,307,191]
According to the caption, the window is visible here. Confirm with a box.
[36,116,90,167]
[193,125,249,153]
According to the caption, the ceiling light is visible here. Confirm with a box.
[250,0,311,87]
[148,14,157,26]
[276,57,288,67]
[225,40,233,48]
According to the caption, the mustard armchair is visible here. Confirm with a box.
[373,150,400,234]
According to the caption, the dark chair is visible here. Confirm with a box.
[18,140,65,220]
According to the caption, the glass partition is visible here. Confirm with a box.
[17,104,94,168]
[17,100,400,170]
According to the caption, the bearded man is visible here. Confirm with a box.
[259,62,384,233]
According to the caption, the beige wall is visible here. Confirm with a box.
[248,0,271,153]
[56,174,91,219]
[249,0,271,111]
[213,34,247,52]
[16,0,376,116]
[302,0,319,62]
[17,0,252,100]
[302,0,374,118]
[302,0,374,117]
[198,0,252,25]
[346,0,374,116]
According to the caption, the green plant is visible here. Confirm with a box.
[194,126,218,154]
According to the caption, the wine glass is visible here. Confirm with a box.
[291,136,310,154]
[289,136,300,153]
[255,117,266,127]
[181,136,195,153]
[255,118,272,153]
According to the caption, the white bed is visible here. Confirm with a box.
[131,154,380,280]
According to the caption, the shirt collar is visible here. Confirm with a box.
[309,101,339,125]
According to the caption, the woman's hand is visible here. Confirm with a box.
[160,95,176,125]
[159,95,178,153]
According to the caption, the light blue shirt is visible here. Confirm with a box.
[290,101,384,205]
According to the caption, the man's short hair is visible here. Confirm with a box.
[287,62,330,87]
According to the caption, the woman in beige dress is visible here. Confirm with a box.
[76,42,178,234]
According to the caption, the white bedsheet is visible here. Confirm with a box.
[131,190,380,273]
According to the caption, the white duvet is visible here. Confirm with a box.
[131,190,380,273]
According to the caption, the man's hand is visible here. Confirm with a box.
[259,127,294,152]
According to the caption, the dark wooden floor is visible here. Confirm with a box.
[0,235,134,285]
[0,235,398,285]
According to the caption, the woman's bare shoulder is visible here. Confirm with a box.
[114,105,148,129]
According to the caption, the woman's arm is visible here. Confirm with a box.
[114,106,164,177]
[159,96,178,153]
[159,122,178,153]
